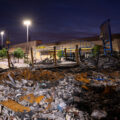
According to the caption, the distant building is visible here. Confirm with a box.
[34,33,120,60]
[9,40,42,53]
[9,34,120,61]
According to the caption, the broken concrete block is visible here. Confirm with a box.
[91,109,107,119]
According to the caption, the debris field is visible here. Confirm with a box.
[0,56,120,120]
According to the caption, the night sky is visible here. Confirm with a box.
[0,0,120,45]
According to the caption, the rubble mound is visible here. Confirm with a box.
[0,68,119,119]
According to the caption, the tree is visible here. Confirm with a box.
[92,45,102,57]
[13,48,24,62]
[57,50,63,59]
[0,48,7,59]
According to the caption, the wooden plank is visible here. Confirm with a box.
[75,45,79,65]
[54,46,57,66]
[31,48,34,67]
[64,48,67,60]
[7,50,11,68]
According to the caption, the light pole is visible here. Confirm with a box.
[23,20,32,53]
[0,31,5,47]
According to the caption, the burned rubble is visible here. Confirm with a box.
[0,60,119,120]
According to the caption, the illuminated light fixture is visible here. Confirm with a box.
[23,20,32,26]
[0,31,5,47]
[0,31,4,35]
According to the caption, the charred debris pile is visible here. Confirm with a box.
[0,55,120,120]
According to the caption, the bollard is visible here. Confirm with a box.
[31,48,34,67]
[75,45,79,65]
[54,46,57,66]
[64,48,67,60]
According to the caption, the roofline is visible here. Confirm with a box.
[10,40,42,46]
[10,33,120,47]
[39,33,120,46]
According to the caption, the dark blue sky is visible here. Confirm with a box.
[0,0,120,44]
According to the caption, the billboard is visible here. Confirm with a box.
[100,19,111,40]
[100,19,113,55]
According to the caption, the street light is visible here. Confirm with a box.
[0,31,5,47]
[23,20,32,52]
